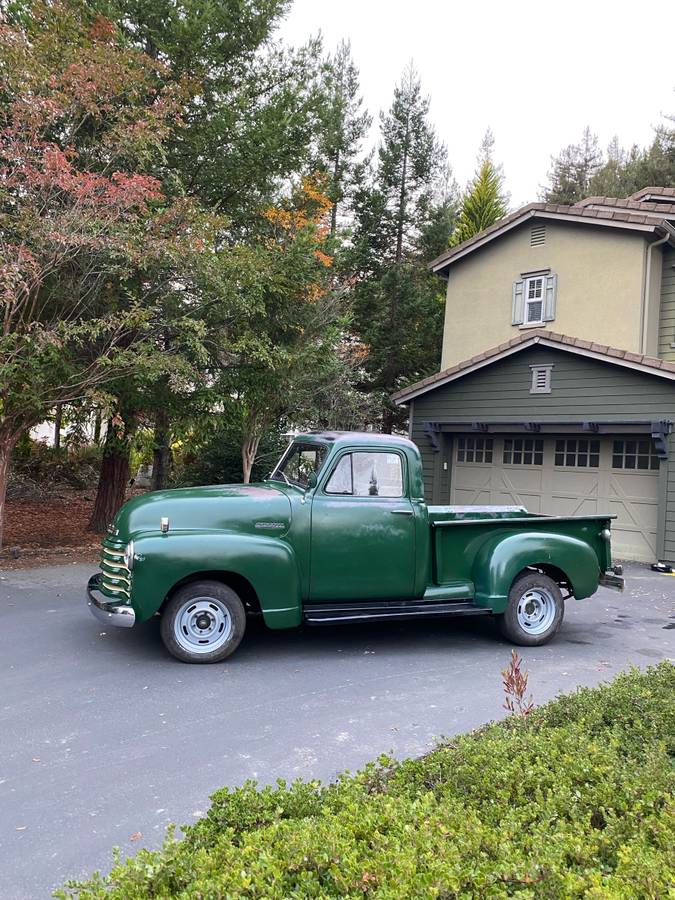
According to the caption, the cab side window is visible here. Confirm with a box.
[325,452,404,497]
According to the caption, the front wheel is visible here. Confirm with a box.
[160,581,246,663]
[497,572,564,646]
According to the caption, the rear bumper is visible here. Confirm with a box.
[87,573,136,628]
[599,569,625,592]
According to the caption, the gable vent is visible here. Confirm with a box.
[530,364,553,394]
[530,224,546,246]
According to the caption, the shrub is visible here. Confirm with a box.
[56,664,675,898]
[8,440,102,498]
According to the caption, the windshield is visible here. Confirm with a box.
[270,442,328,488]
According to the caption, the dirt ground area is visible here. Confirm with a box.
[2,491,103,569]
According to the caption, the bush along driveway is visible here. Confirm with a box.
[57,663,675,899]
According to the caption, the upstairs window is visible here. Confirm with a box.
[525,276,545,323]
[512,272,557,326]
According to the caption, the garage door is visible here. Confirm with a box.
[450,435,660,562]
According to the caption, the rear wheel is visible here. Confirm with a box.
[160,581,246,663]
[498,572,564,646]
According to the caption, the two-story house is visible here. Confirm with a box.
[393,187,675,563]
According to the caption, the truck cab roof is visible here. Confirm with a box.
[294,431,418,451]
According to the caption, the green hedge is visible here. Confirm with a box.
[58,664,675,898]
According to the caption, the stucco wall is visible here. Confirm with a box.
[440,221,647,369]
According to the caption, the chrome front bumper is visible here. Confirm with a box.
[87,573,136,628]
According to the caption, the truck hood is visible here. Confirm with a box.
[112,483,293,539]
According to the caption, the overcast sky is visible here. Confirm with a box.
[279,0,674,207]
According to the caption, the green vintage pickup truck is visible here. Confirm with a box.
[87,431,624,663]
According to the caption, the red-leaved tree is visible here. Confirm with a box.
[0,2,210,545]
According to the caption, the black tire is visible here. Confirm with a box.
[497,572,564,647]
[160,580,246,663]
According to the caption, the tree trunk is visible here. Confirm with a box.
[93,407,102,444]
[381,404,395,435]
[241,433,261,484]
[395,118,410,263]
[330,148,341,239]
[88,423,131,533]
[151,408,171,491]
[53,404,63,451]
[0,433,18,550]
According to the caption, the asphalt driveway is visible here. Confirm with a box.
[0,561,673,898]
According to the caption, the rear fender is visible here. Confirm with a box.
[128,531,301,628]
[471,531,600,613]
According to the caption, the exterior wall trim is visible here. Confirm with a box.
[395,335,675,405]
[431,210,664,275]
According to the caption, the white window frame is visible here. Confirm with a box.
[524,275,545,325]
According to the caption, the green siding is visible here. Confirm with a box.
[410,417,435,503]
[658,247,675,361]
[407,346,675,562]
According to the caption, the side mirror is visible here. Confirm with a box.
[306,472,318,491]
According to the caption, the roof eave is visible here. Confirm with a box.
[429,210,666,277]
[393,334,675,405]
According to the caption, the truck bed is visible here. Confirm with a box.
[427,504,613,594]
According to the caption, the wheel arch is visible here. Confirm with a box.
[472,530,599,613]
[161,571,262,617]
[129,532,303,628]
[511,563,572,595]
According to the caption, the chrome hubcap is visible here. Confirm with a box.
[174,597,232,654]
[516,587,556,635]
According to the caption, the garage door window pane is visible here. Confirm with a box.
[503,438,543,465]
[612,439,659,471]
[457,436,493,465]
[555,438,600,468]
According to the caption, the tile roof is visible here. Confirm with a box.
[429,188,675,274]
[629,186,675,202]
[392,329,675,404]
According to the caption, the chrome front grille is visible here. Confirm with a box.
[100,543,131,599]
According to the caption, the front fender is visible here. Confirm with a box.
[128,531,301,628]
[472,531,600,613]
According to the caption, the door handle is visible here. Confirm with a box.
[391,509,413,516]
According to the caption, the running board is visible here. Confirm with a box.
[303,599,492,626]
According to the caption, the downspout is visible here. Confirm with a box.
[641,228,673,354]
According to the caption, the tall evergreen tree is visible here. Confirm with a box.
[450,130,507,247]
[589,124,675,198]
[348,65,451,432]
[314,41,371,238]
[542,126,603,204]
[378,63,446,263]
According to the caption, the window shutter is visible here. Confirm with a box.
[543,274,557,321]
[512,280,525,325]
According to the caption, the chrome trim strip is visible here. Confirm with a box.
[101,560,128,572]
[87,574,135,628]
[101,580,130,598]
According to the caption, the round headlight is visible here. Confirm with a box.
[123,540,135,570]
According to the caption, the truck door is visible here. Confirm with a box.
[309,449,416,601]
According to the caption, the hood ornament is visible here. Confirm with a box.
[160,517,170,533]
